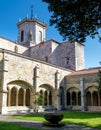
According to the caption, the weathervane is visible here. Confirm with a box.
[31,5,33,19]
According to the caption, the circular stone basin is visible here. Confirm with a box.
[44,113,63,124]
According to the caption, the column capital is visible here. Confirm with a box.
[35,64,40,77]
[56,70,61,80]
[80,77,84,81]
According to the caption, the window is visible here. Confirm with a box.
[45,56,48,62]
[65,56,69,64]
[39,31,42,42]
[15,46,18,53]
[21,30,24,42]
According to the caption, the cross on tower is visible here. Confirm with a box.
[31,5,33,19]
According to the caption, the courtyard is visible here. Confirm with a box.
[0,112,101,130]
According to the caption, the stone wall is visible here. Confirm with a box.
[30,40,84,71]
[0,37,29,56]
[66,73,98,90]
[30,40,52,62]
[0,48,72,114]
[66,72,100,111]
[75,42,85,70]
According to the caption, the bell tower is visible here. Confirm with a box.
[17,6,47,47]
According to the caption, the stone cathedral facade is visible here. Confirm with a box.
[0,16,101,115]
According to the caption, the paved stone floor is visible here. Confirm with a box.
[0,115,100,130]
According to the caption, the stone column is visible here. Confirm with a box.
[70,92,72,105]
[91,92,93,106]
[47,91,49,106]
[1,51,8,114]
[8,89,11,106]
[16,89,19,106]
[34,65,39,92]
[42,91,44,106]
[98,93,100,106]
[23,89,26,106]
[76,92,78,105]
[55,70,61,110]
[80,77,86,111]
[57,89,61,110]
[32,65,40,109]
[64,89,67,109]
[52,89,58,109]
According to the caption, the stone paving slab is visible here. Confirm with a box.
[0,115,100,130]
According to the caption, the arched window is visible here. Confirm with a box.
[66,91,70,105]
[21,30,24,42]
[26,88,30,106]
[44,91,48,106]
[18,88,24,106]
[93,91,98,106]
[39,31,42,42]
[49,91,52,105]
[60,86,64,106]
[11,87,17,106]
[86,91,91,106]
[78,92,81,105]
[72,92,76,105]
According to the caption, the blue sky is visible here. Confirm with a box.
[0,0,101,68]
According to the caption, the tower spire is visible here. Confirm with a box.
[31,5,33,19]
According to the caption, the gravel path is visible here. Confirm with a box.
[0,115,100,130]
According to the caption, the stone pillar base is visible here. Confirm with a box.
[1,107,8,115]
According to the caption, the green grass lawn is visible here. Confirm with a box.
[0,121,38,130]
[61,111,101,129]
[11,111,101,129]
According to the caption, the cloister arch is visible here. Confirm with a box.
[86,91,91,106]
[11,87,17,106]
[38,84,54,107]
[59,86,64,107]
[66,87,81,106]
[7,80,32,90]
[26,88,30,106]
[93,91,98,106]
[72,92,76,105]
[7,80,32,107]
[44,91,48,105]
[66,92,70,105]
[86,86,101,106]
[18,88,23,106]
[78,91,81,105]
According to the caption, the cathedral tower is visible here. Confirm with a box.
[17,17,47,47]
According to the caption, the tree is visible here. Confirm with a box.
[43,0,101,43]
[34,92,43,113]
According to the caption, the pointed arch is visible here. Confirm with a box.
[72,91,76,105]
[93,91,98,106]
[39,84,54,106]
[11,87,17,106]
[18,88,24,106]
[26,88,30,106]
[60,86,64,106]
[66,91,70,105]
[78,91,81,105]
[44,90,48,106]
[86,91,91,106]
[49,91,52,105]
[7,80,32,90]
[21,30,24,42]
